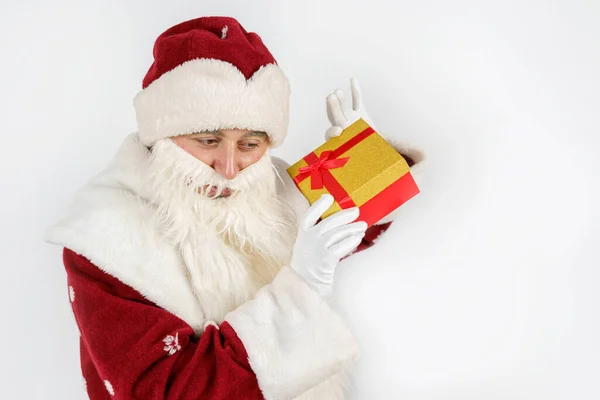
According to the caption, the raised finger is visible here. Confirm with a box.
[326,93,347,127]
[350,77,362,111]
[334,89,350,121]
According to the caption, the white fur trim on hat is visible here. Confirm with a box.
[134,59,290,147]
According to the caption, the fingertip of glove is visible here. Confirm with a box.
[325,126,344,139]
[318,193,335,207]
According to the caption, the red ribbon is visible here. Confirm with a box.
[293,126,377,210]
[294,150,349,190]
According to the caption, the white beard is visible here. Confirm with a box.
[146,139,297,323]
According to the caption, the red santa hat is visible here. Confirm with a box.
[134,16,290,147]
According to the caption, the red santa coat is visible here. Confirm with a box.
[65,245,360,399]
[65,247,265,399]
[47,133,418,399]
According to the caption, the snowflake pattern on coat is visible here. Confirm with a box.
[69,286,75,303]
[104,380,114,396]
[163,332,181,356]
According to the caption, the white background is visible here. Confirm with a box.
[1,1,599,399]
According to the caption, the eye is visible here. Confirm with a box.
[239,142,261,150]
[196,138,219,146]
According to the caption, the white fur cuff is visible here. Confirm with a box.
[224,266,359,400]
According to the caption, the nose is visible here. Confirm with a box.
[212,142,240,180]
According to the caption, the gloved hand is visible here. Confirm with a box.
[325,77,426,191]
[324,77,426,229]
[290,194,367,298]
[325,77,378,140]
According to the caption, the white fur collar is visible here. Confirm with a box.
[45,135,361,399]
[46,134,206,332]
[45,134,309,335]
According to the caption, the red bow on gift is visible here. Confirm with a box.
[293,150,350,190]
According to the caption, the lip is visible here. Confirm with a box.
[206,186,232,198]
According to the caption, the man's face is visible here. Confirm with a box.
[147,127,296,269]
[172,128,269,178]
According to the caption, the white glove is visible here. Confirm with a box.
[325,77,427,191]
[325,77,377,140]
[290,194,367,298]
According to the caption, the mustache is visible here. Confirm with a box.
[148,138,277,202]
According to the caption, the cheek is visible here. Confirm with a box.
[174,138,213,165]
[240,147,268,169]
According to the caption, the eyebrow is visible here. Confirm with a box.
[193,130,268,138]
[242,131,268,138]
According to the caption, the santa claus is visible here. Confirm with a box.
[46,16,425,399]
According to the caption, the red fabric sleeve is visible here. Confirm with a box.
[348,221,393,256]
[63,248,264,400]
